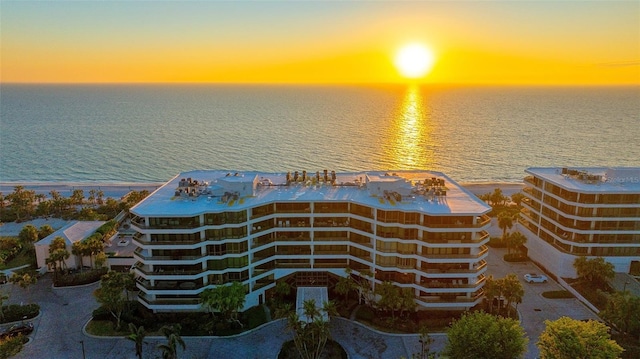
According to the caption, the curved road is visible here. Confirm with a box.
[3,245,598,359]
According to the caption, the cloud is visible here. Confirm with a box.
[596,60,640,68]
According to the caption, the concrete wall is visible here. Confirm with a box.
[35,244,83,272]
[521,226,634,278]
[520,226,578,278]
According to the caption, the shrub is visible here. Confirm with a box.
[503,253,528,262]
[1,304,40,323]
[243,305,267,329]
[542,290,574,299]
[54,268,107,287]
[95,220,117,239]
[488,237,506,248]
[0,335,25,359]
[0,237,22,264]
[92,306,112,321]
[355,306,375,321]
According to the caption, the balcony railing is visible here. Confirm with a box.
[134,250,203,262]
[137,278,205,291]
[134,263,203,276]
[314,236,349,242]
[420,246,488,260]
[138,293,200,306]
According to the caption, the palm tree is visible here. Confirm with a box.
[498,212,514,253]
[9,272,37,303]
[0,293,8,322]
[335,275,355,303]
[48,236,70,274]
[71,242,85,270]
[508,232,527,257]
[483,275,502,314]
[287,299,333,359]
[157,324,185,359]
[502,274,524,317]
[126,323,146,359]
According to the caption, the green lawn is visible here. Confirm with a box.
[541,290,574,299]
[85,320,134,337]
[1,250,36,270]
[0,236,36,270]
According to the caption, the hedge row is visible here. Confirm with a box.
[54,268,107,287]
[0,304,40,324]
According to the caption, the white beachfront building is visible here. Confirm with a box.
[520,167,640,278]
[129,170,491,313]
[35,221,105,271]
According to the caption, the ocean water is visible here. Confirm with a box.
[0,84,638,184]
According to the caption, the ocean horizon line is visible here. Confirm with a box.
[1,82,638,88]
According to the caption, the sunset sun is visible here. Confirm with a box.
[395,43,435,79]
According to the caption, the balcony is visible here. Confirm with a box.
[138,292,200,306]
[134,248,203,263]
[134,262,203,276]
[253,278,274,291]
[314,259,349,268]
[420,246,488,260]
[418,290,484,304]
[314,218,350,228]
[274,235,312,242]
[420,275,485,289]
[251,223,275,234]
[313,236,349,242]
[421,260,487,274]
[137,278,205,291]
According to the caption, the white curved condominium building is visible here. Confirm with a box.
[130,170,491,312]
[520,167,640,278]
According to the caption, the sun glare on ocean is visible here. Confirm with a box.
[395,43,435,79]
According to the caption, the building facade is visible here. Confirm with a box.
[520,167,640,278]
[130,170,491,312]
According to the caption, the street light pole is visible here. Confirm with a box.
[79,340,86,359]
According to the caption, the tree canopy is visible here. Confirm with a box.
[573,257,615,287]
[93,270,133,330]
[443,311,528,359]
[537,316,622,359]
[200,281,246,327]
[601,291,640,339]
[484,274,524,316]
[286,299,336,359]
[498,212,514,244]
[18,224,39,245]
[157,324,185,359]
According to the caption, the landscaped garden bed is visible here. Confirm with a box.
[53,267,108,287]
[88,301,268,336]
[278,339,347,359]
[541,290,574,299]
[0,304,40,324]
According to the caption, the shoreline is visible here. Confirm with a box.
[0,181,524,199]
[0,182,163,200]
[0,181,523,236]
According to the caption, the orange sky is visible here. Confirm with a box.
[1,1,638,85]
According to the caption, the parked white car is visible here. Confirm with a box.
[524,273,548,283]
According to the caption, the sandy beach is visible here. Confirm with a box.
[0,181,523,200]
[0,182,163,200]
[461,182,525,197]
[0,181,523,237]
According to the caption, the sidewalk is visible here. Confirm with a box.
[486,246,600,359]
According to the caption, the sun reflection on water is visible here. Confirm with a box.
[384,85,435,169]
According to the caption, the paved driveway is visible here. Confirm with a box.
[3,246,599,359]
[486,247,599,359]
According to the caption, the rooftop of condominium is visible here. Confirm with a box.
[526,167,640,193]
[131,170,491,217]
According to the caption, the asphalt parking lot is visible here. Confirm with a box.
[2,228,605,359]
[485,246,600,358]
